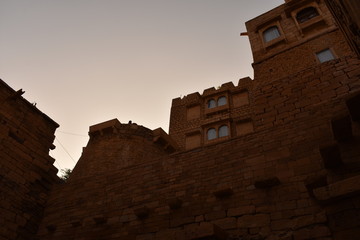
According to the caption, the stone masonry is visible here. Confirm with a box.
[0,80,59,240]
[2,0,360,239]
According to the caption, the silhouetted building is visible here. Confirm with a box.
[1,0,360,239]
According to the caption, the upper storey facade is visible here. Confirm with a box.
[169,78,255,151]
[168,0,358,152]
[246,0,354,80]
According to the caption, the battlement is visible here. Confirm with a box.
[171,77,253,107]
[2,1,360,239]
[169,77,254,151]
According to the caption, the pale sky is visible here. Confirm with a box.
[0,0,284,173]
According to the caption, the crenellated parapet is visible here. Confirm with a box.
[169,77,255,151]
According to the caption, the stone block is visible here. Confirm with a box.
[313,175,360,202]
[186,222,228,240]
[205,211,227,221]
[211,217,237,230]
[293,225,331,240]
[237,214,270,228]
[227,206,255,217]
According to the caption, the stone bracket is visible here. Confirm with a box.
[313,175,360,202]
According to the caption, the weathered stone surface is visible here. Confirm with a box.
[313,175,360,201]
[0,79,59,240]
[237,214,270,228]
[2,1,360,240]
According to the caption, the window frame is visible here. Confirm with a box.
[204,123,231,143]
[217,96,227,107]
[205,94,229,114]
[207,99,216,109]
[258,21,286,49]
[296,7,319,24]
[315,48,336,63]
[207,128,217,140]
[218,125,229,138]
[263,26,281,43]
[290,3,325,36]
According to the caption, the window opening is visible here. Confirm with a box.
[207,99,216,109]
[263,26,281,43]
[217,96,227,106]
[207,128,217,140]
[316,49,335,63]
[296,7,319,23]
[218,125,229,138]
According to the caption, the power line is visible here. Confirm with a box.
[55,136,77,164]
[57,130,87,137]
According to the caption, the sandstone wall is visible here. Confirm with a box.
[246,0,353,80]
[0,80,59,240]
[36,55,360,240]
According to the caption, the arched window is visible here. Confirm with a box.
[217,96,227,106]
[218,125,228,138]
[263,26,281,43]
[207,128,217,140]
[207,99,216,109]
[296,7,319,23]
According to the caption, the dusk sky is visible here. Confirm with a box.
[0,0,284,173]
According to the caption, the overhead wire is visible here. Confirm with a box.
[57,130,88,137]
[55,136,77,164]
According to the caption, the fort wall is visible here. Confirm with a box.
[0,80,59,240]
[1,0,360,239]
[37,54,360,239]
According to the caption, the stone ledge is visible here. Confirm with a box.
[313,175,360,202]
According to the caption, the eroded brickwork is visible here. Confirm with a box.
[0,80,59,240]
[3,0,360,239]
[37,54,360,240]
[169,78,254,151]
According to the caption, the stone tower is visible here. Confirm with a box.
[246,0,353,80]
